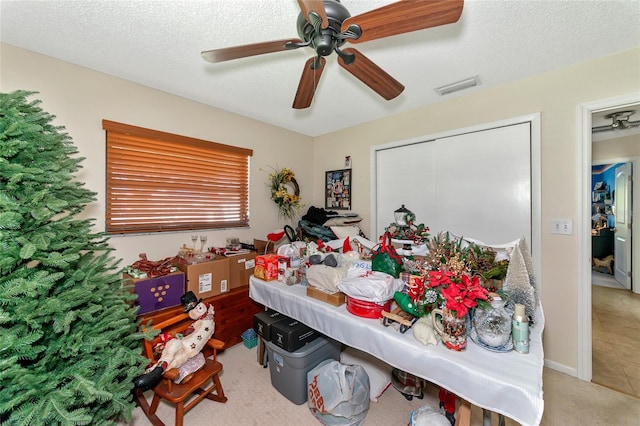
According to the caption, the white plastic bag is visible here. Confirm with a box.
[276,241,306,257]
[308,359,370,426]
[337,268,404,303]
[410,405,451,426]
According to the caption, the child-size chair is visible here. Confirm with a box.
[134,313,227,426]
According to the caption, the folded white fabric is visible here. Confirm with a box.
[306,265,349,292]
[337,267,404,303]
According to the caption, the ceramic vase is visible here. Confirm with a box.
[432,308,467,351]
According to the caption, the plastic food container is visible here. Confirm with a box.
[346,297,392,319]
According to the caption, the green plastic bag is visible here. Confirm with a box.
[371,233,403,278]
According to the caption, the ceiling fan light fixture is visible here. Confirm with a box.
[592,110,640,133]
[435,75,480,96]
[203,0,466,108]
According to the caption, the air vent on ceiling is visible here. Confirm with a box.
[434,76,480,96]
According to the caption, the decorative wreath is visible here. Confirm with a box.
[267,167,303,221]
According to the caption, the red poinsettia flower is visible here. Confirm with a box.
[459,274,489,302]
[441,284,478,317]
[427,270,454,288]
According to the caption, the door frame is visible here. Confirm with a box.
[577,92,640,381]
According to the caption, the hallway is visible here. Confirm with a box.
[592,283,640,397]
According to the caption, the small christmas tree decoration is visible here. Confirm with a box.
[518,236,536,288]
[0,91,151,425]
[502,238,537,323]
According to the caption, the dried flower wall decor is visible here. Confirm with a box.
[266,166,303,221]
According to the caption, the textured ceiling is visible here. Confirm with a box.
[1,0,639,137]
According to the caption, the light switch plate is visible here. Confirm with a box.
[551,219,573,235]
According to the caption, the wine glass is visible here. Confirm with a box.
[199,235,208,253]
[190,234,198,251]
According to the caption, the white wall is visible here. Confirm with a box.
[311,48,640,373]
[0,42,313,266]
[593,133,640,160]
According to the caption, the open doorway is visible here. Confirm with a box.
[577,93,640,390]
[590,158,638,396]
[590,161,632,290]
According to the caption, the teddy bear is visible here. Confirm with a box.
[133,291,215,391]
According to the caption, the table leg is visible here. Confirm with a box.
[482,408,506,426]
[498,413,506,426]
[483,408,491,426]
[257,337,267,367]
[456,399,471,426]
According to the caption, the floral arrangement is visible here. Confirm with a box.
[267,166,303,221]
[399,232,508,317]
[422,232,508,282]
[425,270,488,317]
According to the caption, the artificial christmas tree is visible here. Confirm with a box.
[0,91,151,425]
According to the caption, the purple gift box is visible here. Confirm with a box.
[125,271,185,315]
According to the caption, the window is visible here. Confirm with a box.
[103,120,252,234]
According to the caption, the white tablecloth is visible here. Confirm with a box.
[250,277,544,426]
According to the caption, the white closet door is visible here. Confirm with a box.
[375,122,531,245]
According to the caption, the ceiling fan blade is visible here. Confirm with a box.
[342,0,464,44]
[293,56,326,109]
[298,0,329,29]
[337,48,404,100]
[201,38,303,63]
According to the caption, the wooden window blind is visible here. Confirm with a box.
[103,120,253,234]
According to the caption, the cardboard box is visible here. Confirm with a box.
[123,271,185,315]
[175,257,230,299]
[271,318,318,352]
[306,286,346,306]
[253,309,290,342]
[254,239,276,254]
[254,254,279,281]
[226,251,257,289]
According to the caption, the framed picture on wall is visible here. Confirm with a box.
[325,169,351,210]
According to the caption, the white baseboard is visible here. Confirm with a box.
[545,359,578,378]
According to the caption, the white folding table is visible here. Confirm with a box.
[250,276,544,426]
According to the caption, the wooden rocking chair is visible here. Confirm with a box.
[134,313,227,426]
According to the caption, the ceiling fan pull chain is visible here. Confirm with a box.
[311,56,323,70]
[312,55,320,105]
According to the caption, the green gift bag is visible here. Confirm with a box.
[371,233,403,278]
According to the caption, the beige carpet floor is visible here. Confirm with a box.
[125,340,640,426]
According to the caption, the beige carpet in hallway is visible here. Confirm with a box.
[126,339,640,425]
[592,284,640,398]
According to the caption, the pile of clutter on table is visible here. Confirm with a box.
[255,204,539,355]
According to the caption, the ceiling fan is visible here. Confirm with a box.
[592,110,640,133]
[201,0,464,109]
